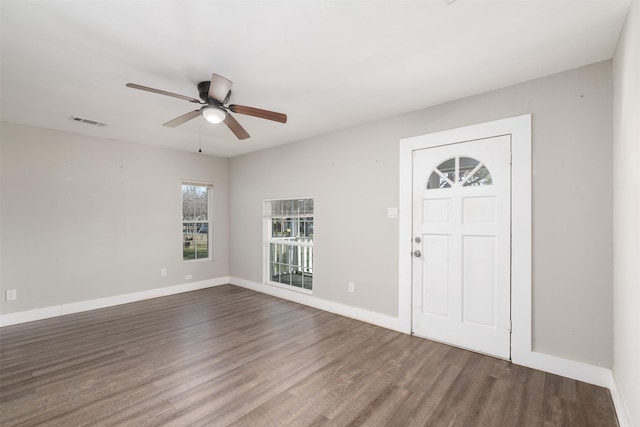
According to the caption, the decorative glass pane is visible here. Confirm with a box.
[463,165,493,186]
[437,158,456,183]
[426,156,492,189]
[427,171,451,189]
[459,157,480,182]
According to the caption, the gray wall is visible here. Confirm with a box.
[613,2,639,424]
[229,61,613,367]
[0,61,614,369]
[0,123,229,314]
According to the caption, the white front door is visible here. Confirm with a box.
[412,135,511,359]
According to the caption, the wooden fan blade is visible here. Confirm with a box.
[208,73,233,103]
[126,83,202,104]
[228,104,287,123]
[224,113,250,140]
[163,110,201,127]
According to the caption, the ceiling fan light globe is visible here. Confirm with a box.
[202,106,227,124]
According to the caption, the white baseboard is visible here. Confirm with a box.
[609,370,633,427]
[229,277,411,334]
[512,348,612,388]
[0,277,230,327]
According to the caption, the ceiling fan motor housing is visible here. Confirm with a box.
[198,81,229,104]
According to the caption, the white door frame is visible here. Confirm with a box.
[399,114,531,363]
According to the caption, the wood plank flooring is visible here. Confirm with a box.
[0,285,618,426]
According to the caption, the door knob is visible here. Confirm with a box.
[414,236,421,243]
[413,250,421,257]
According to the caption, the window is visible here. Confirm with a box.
[265,198,314,291]
[427,156,493,189]
[182,181,212,261]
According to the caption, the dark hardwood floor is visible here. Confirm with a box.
[0,285,618,426]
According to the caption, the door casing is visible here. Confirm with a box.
[398,115,531,363]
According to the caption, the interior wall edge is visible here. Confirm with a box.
[609,370,633,427]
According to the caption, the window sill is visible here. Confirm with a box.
[265,280,313,295]
[183,257,212,263]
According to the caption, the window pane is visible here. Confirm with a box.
[272,218,283,238]
[271,244,281,262]
[183,223,196,260]
[463,165,493,186]
[283,219,293,238]
[303,246,313,272]
[303,217,314,239]
[433,158,456,185]
[302,273,313,290]
[272,200,283,216]
[182,185,209,221]
[298,199,308,214]
[184,222,209,260]
[275,264,290,285]
[194,223,208,259]
[291,274,302,288]
[427,171,451,189]
[271,262,290,285]
[459,157,480,183]
[437,158,455,171]
[182,186,195,220]
[282,199,294,215]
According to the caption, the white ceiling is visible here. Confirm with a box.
[0,1,631,158]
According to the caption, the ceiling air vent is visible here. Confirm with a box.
[69,116,108,127]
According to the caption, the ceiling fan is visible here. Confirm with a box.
[126,73,287,140]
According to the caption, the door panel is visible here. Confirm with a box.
[462,235,496,326]
[423,235,450,317]
[412,135,511,359]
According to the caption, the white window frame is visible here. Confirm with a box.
[263,197,314,294]
[182,180,213,263]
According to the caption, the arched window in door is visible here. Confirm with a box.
[426,156,493,189]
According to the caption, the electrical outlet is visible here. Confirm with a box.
[348,282,355,293]
[387,207,398,218]
[6,289,17,301]
[185,274,192,280]
[160,268,167,277]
